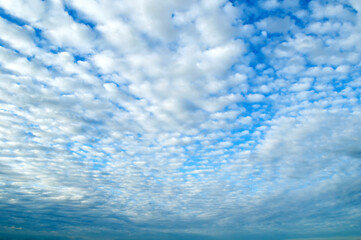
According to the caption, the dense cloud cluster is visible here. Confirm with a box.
[0,0,360,239]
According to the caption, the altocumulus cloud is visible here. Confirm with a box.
[0,0,360,239]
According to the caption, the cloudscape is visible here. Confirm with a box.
[0,0,360,239]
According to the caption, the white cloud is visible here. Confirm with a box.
[311,2,354,20]
[260,0,281,10]
[0,47,49,78]
[256,16,293,34]
[0,0,46,22]
[96,20,144,53]
[289,78,313,92]
[0,0,361,239]
[247,93,265,102]
[0,18,37,55]
[197,40,246,77]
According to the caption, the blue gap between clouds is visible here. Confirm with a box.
[299,0,312,9]
[63,4,96,29]
[49,47,80,59]
[0,8,27,26]
[229,0,256,7]
[0,7,46,54]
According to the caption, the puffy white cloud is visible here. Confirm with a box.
[256,16,293,34]
[0,0,361,239]
[311,2,355,20]
[197,40,246,77]
[0,18,37,55]
[247,93,265,102]
[0,47,49,78]
[289,78,313,92]
[0,0,46,22]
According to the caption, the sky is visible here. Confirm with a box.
[0,0,360,239]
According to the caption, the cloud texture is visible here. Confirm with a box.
[0,0,360,239]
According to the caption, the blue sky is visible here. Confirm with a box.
[0,0,361,239]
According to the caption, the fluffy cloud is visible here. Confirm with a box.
[0,0,360,239]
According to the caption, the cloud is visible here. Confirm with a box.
[0,0,361,239]
[0,0,46,22]
[0,17,37,55]
[247,93,265,102]
[256,16,293,34]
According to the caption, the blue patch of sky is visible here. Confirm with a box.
[73,54,86,62]
[49,47,67,55]
[29,27,47,50]
[332,78,350,92]
[0,8,27,26]
[241,11,263,25]
[299,0,312,9]
[63,4,96,29]
[293,16,309,29]
[229,0,256,7]
[242,8,287,25]
[0,41,24,57]
[245,43,270,68]
[0,39,12,51]
[344,4,359,16]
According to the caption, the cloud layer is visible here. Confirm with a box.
[0,0,360,239]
